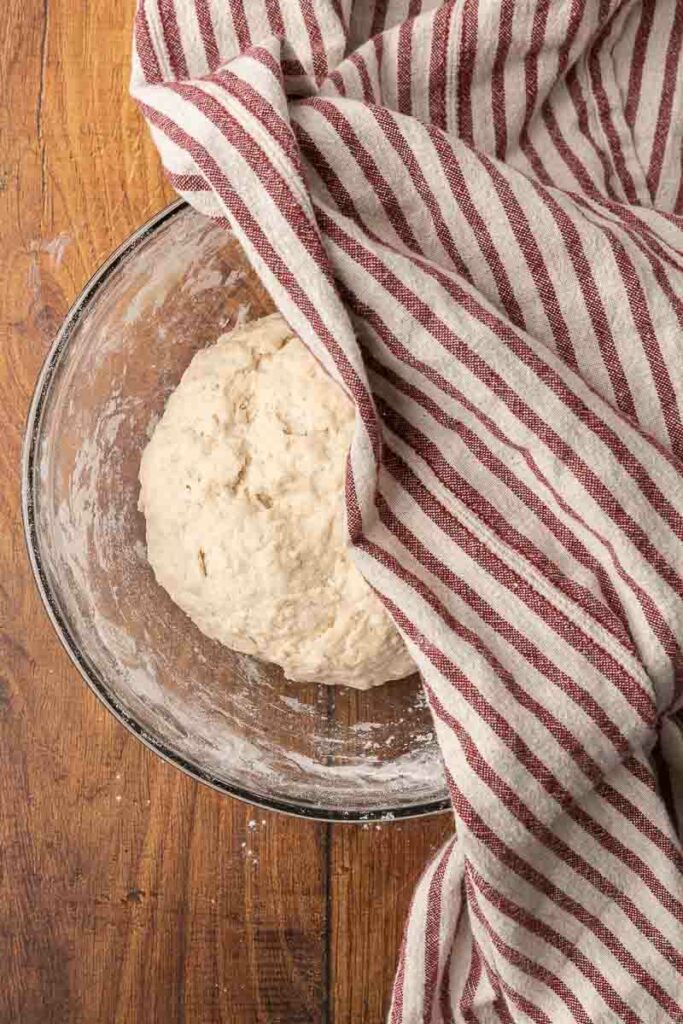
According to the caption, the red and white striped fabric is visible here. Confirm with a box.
[131,1,683,1019]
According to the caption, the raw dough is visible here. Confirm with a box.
[139,313,415,688]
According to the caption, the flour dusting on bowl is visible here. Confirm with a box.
[23,201,448,820]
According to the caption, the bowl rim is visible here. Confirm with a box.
[21,198,450,824]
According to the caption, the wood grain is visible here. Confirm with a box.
[0,2,452,1022]
[329,820,451,1024]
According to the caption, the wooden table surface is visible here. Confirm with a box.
[0,3,451,1021]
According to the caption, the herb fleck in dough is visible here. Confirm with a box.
[139,313,415,688]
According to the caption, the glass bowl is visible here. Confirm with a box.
[22,200,448,821]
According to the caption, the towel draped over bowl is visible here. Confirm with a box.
[132,1,683,1019]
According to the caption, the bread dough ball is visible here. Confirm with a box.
[139,313,415,688]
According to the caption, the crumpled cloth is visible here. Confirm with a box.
[131,1,683,1019]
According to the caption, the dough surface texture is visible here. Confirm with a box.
[139,313,415,688]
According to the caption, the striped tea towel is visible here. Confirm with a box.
[131,1,683,1019]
